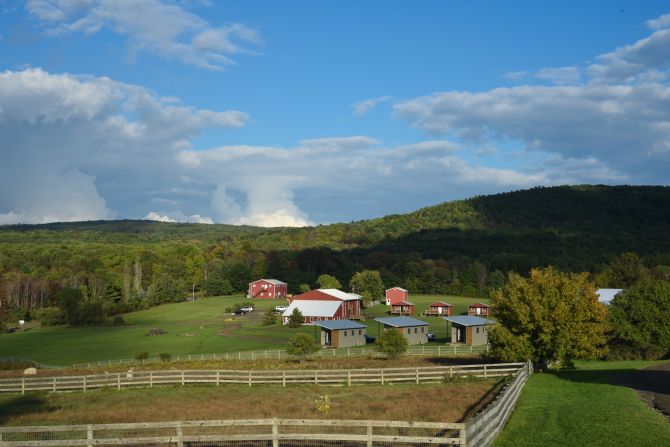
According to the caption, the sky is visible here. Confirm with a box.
[1,1,670,226]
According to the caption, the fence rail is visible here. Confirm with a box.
[0,418,467,446]
[0,363,524,394]
[68,345,489,369]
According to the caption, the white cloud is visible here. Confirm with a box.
[144,211,213,224]
[352,96,391,116]
[26,0,261,70]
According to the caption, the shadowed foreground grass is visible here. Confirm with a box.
[0,380,500,425]
[494,360,670,447]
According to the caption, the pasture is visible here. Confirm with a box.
[0,294,489,366]
[494,360,670,446]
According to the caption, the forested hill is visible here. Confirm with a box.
[1,185,670,315]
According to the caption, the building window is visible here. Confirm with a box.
[421,327,425,333]
[358,330,362,335]
[476,327,480,334]
[407,328,411,334]
[343,331,347,336]
[414,328,417,334]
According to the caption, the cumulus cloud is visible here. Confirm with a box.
[26,0,261,69]
[144,211,213,224]
[352,96,391,116]
[394,12,670,186]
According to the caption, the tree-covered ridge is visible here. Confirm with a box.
[2,185,670,324]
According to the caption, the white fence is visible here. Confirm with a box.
[0,363,524,394]
[69,345,489,369]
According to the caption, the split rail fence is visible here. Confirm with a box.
[68,345,489,369]
[0,363,533,446]
[0,363,524,394]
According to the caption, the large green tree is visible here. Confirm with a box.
[489,267,608,369]
[607,279,670,359]
[316,274,341,289]
[349,270,384,305]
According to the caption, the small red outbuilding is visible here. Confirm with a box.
[385,287,408,305]
[468,302,491,317]
[247,279,288,299]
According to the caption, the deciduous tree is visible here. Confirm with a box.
[317,274,341,289]
[349,270,384,305]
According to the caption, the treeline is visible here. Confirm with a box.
[2,185,670,326]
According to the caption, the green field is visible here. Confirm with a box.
[0,294,488,365]
[495,360,670,446]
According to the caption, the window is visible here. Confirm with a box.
[414,328,418,334]
[407,328,411,334]
[476,327,480,334]
[421,327,425,333]
[358,329,362,335]
[343,331,347,336]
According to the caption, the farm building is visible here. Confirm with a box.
[468,302,491,317]
[247,279,288,299]
[288,289,362,319]
[375,316,430,345]
[424,302,452,316]
[390,301,415,316]
[282,289,362,324]
[313,320,367,348]
[385,287,408,305]
[444,316,495,346]
[596,288,623,305]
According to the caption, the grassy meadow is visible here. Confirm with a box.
[494,360,670,447]
[0,294,489,366]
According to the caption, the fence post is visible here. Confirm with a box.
[181,371,185,386]
[150,371,153,388]
[117,373,121,390]
[87,425,93,447]
[248,371,252,387]
[381,369,384,385]
[415,367,419,384]
[176,421,184,447]
[53,376,57,392]
[459,427,467,447]
[366,423,373,447]
[283,371,286,387]
[438,346,442,356]
[272,418,279,447]
[216,371,220,386]
[484,364,487,379]
[453,345,457,354]
[315,371,318,385]
[83,376,87,392]
[21,378,25,395]
[348,370,351,387]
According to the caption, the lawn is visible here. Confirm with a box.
[0,294,489,366]
[0,380,502,425]
[494,360,670,447]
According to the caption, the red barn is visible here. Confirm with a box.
[247,279,288,299]
[424,302,452,316]
[385,287,408,305]
[468,303,491,317]
[390,301,415,316]
[282,289,362,324]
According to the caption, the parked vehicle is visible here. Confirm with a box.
[274,305,288,312]
[427,332,435,340]
[239,306,254,313]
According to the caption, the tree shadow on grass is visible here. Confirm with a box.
[0,393,52,425]
[550,362,670,417]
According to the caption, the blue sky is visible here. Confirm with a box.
[1,1,670,226]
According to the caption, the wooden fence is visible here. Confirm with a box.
[0,363,524,394]
[0,363,533,446]
[69,344,489,369]
[0,418,467,446]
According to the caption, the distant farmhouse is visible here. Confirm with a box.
[282,289,362,324]
[468,302,491,317]
[385,287,408,305]
[423,301,452,317]
[247,279,288,299]
[444,316,495,346]
[596,288,623,305]
[313,320,367,348]
[375,316,429,345]
[390,301,415,316]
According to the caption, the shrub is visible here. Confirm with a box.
[262,310,277,326]
[313,395,331,415]
[135,352,150,361]
[375,328,409,359]
[35,307,65,326]
[286,333,319,361]
[79,301,105,325]
[160,353,172,362]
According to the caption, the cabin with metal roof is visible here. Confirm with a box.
[313,320,367,348]
[375,317,430,345]
[443,316,495,346]
[423,301,452,317]
[390,301,415,316]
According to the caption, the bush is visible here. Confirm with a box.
[159,353,172,362]
[79,301,105,325]
[286,333,319,361]
[111,315,126,326]
[262,310,277,326]
[375,328,409,359]
[135,352,150,361]
[35,307,65,326]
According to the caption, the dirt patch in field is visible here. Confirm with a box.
[614,362,670,419]
[0,380,500,426]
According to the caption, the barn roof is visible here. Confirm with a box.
[468,302,490,308]
[596,288,623,305]
[375,317,429,328]
[313,320,367,330]
[392,301,415,306]
[252,279,287,285]
[386,287,408,292]
[443,316,495,327]
[430,301,452,307]
[317,289,361,301]
[282,300,341,318]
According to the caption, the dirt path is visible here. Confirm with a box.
[615,362,670,419]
